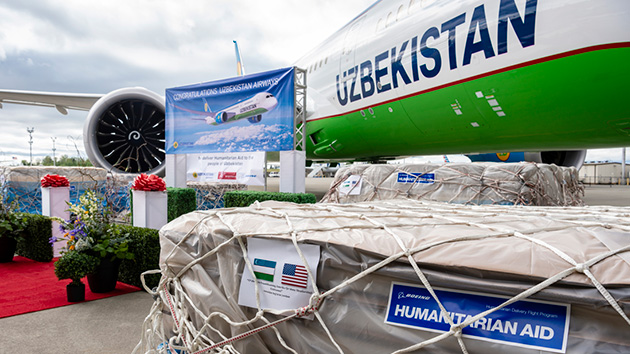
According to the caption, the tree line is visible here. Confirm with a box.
[21,155,93,167]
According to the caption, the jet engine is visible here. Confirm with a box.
[83,87,166,176]
[467,150,587,170]
[247,115,262,124]
[215,112,229,124]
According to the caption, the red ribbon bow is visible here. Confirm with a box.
[132,173,166,192]
[41,174,70,188]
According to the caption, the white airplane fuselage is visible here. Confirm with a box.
[208,91,278,125]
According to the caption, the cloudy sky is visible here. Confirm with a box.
[0,0,375,163]
[0,0,625,165]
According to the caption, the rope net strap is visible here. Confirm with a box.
[134,201,630,353]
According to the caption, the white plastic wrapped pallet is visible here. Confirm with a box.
[321,163,583,206]
[134,200,630,354]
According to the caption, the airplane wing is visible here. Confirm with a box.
[0,89,103,114]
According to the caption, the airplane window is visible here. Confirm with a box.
[325,57,328,65]
[397,5,405,21]
[319,60,323,68]
[386,12,394,27]
[376,18,384,32]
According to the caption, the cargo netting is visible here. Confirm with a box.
[0,166,246,222]
[133,200,630,354]
[187,182,246,210]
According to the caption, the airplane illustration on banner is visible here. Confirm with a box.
[0,0,628,175]
[173,91,278,126]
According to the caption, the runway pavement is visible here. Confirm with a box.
[1,182,628,353]
[581,184,630,206]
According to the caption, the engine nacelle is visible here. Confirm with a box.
[83,87,166,176]
[247,115,262,124]
[467,150,587,170]
[215,111,229,124]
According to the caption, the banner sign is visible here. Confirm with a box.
[385,283,570,353]
[165,67,295,154]
[186,152,265,186]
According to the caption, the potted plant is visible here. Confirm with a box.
[87,226,134,293]
[0,196,27,262]
[54,251,99,302]
[52,190,134,293]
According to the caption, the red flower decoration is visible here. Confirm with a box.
[132,173,166,192]
[41,174,70,188]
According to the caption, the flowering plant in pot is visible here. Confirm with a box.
[52,190,134,293]
[54,250,99,302]
[0,195,27,262]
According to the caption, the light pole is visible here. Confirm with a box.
[51,137,57,166]
[623,147,626,185]
[27,127,34,166]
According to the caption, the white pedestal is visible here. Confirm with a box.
[279,150,306,193]
[166,154,187,188]
[41,187,70,257]
[132,190,168,230]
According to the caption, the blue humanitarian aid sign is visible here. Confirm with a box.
[397,172,435,184]
[385,283,570,353]
[165,67,295,154]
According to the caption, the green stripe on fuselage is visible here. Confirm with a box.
[231,108,268,122]
[211,108,269,125]
[306,47,630,160]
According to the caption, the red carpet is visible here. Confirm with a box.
[0,256,140,318]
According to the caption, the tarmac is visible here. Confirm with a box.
[1,180,629,354]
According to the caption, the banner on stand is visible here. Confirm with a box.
[166,67,295,154]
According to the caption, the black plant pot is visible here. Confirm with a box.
[67,282,85,302]
[87,258,121,293]
[0,236,17,263]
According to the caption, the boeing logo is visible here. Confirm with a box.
[398,291,431,301]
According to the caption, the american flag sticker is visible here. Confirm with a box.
[282,263,308,288]
[253,258,276,282]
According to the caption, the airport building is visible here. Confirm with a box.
[579,162,629,184]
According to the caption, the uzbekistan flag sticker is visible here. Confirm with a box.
[253,258,277,282]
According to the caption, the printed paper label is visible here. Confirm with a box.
[238,238,320,314]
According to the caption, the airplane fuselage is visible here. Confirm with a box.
[208,91,278,125]
[296,0,630,161]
